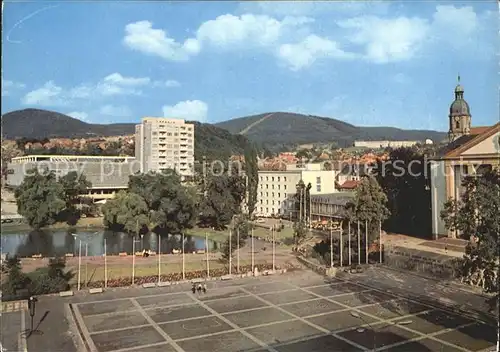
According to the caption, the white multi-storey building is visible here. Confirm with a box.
[256,163,338,217]
[135,117,194,176]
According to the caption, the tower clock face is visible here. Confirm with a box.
[454,116,460,122]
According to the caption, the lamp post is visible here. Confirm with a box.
[72,232,97,290]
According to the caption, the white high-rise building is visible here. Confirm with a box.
[135,117,194,176]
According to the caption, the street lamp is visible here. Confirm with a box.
[72,232,98,290]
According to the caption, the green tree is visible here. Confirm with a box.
[128,171,197,235]
[15,169,66,229]
[376,147,431,237]
[441,168,499,310]
[198,174,246,230]
[28,257,73,295]
[347,176,390,241]
[244,144,259,218]
[293,220,307,246]
[102,191,150,234]
[1,256,30,297]
[58,171,92,224]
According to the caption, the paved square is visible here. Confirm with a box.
[62,271,497,352]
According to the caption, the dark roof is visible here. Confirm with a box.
[311,192,354,206]
[436,134,476,157]
[449,99,470,117]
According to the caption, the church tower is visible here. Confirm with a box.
[448,75,471,143]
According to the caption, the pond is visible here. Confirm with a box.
[0,229,220,258]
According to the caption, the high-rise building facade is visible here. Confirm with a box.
[135,117,194,176]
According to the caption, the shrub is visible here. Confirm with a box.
[28,268,70,295]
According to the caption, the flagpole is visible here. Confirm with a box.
[104,238,107,289]
[340,226,343,267]
[158,234,161,284]
[348,221,351,266]
[77,240,82,291]
[330,225,333,268]
[251,227,254,273]
[272,226,275,271]
[365,220,369,264]
[205,232,209,278]
[229,229,232,275]
[357,221,361,265]
[132,237,135,285]
[182,232,185,280]
[379,220,382,264]
[237,228,240,273]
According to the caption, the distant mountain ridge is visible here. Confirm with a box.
[215,112,447,148]
[1,109,447,149]
[0,109,250,161]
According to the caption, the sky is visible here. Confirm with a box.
[2,1,498,131]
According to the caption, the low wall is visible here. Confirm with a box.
[384,246,458,279]
[296,255,327,276]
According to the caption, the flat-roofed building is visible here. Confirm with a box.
[256,163,338,217]
[6,155,139,201]
[354,140,420,149]
[135,117,194,177]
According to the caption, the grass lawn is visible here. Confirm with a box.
[186,225,294,243]
[70,258,270,284]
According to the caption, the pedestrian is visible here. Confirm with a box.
[191,283,196,294]
[197,283,202,293]
[202,283,207,293]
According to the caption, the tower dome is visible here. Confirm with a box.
[449,75,470,117]
[448,75,472,143]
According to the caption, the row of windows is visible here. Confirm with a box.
[260,184,287,190]
[259,207,282,214]
[260,199,281,205]
[260,192,286,198]
[260,176,287,182]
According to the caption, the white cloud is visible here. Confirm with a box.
[152,79,181,88]
[22,81,66,106]
[67,111,89,121]
[278,35,355,70]
[103,72,150,86]
[123,21,199,61]
[99,104,132,117]
[22,72,151,107]
[162,100,208,122]
[2,79,26,96]
[338,16,429,63]
[196,14,312,48]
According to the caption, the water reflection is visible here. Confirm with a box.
[1,230,219,258]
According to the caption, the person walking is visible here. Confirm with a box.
[202,283,207,293]
[197,283,202,294]
[191,283,196,294]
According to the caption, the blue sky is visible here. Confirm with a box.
[2,1,498,131]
